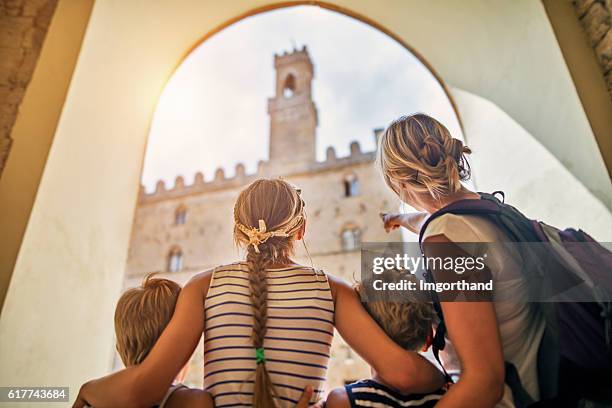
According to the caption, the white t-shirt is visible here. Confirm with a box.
[422,213,546,408]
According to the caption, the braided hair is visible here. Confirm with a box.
[233,179,306,408]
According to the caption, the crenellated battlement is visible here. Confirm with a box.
[139,131,381,204]
[273,45,312,68]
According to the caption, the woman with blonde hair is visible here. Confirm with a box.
[379,113,546,408]
[74,178,444,408]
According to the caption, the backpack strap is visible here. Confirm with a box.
[430,293,452,383]
[418,193,502,245]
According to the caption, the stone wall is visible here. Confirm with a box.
[0,0,58,177]
[574,0,612,99]
[126,144,403,389]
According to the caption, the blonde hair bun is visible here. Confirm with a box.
[378,113,471,197]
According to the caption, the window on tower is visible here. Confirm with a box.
[167,247,183,272]
[341,224,361,251]
[343,174,359,197]
[283,73,296,98]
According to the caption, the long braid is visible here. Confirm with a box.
[233,179,306,408]
[247,243,279,408]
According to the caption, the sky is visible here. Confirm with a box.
[141,5,462,192]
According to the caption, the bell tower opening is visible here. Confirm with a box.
[283,74,296,98]
[267,45,318,173]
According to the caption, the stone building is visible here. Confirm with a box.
[573,0,612,99]
[124,46,402,389]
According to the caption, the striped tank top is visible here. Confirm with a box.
[345,380,446,407]
[203,262,335,408]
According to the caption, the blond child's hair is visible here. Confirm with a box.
[114,273,181,367]
[377,113,471,199]
[232,178,306,408]
[355,277,436,352]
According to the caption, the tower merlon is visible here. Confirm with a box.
[326,146,337,161]
[274,47,314,73]
[235,163,246,178]
[173,176,185,190]
[214,167,225,181]
[194,172,205,186]
[155,180,166,193]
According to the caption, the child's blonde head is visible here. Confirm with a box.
[355,278,436,351]
[114,273,181,367]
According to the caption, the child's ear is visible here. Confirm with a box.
[295,221,306,240]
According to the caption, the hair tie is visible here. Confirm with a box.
[235,215,304,253]
[255,347,266,364]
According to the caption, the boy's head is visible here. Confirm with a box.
[355,276,436,352]
[114,273,181,367]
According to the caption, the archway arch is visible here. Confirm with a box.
[141,3,465,192]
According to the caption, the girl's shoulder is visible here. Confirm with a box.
[189,262,249,297]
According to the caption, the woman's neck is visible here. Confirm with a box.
[427,187,479,213]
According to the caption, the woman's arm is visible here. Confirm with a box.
[425,234,505,408]
[328,274,444,394]
[73,271,212,408]
[381,212,429,234]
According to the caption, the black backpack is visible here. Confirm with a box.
[418,191,612,406]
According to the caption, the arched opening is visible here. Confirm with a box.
[283,73,296,98]
[139,5,464,193]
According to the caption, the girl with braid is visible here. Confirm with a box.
[75,179,444,408]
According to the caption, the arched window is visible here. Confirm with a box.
[174,205,187,225]
[341,225,361,251]
[167,247,183,272]
[343,174,359,197]
[283,74,296,98]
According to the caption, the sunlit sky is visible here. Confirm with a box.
[141,5,461,192]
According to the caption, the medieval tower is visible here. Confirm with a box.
[268,47,317,174]
[124,46,402,389]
